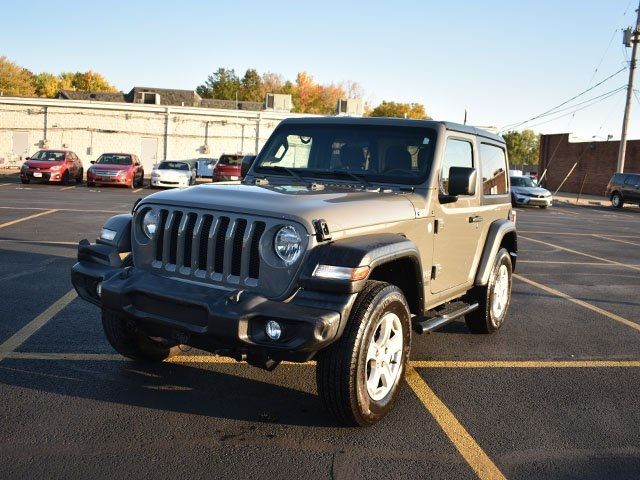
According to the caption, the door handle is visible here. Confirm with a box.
[469,215,484,223]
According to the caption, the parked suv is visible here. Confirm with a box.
[71,118,517,426]
[212,154,243,181]
[20,149,83,184]
[605,173,640,208]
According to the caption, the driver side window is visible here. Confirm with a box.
[267,135,312,168]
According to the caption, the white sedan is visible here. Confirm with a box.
[150,161,196,188]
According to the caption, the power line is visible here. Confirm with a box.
[499,67,627,132]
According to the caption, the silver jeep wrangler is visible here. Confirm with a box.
[71,117,517,426]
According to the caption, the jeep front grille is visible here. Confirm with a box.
[152,208,266,287]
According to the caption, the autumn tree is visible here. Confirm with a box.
[502,130,540,165]
[31,73,59,97]
[0,56,35,97]
[240,69,263,102]
[70,71,116,92]
[369,101,429,120]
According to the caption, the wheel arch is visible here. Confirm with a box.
[474,219,517,286]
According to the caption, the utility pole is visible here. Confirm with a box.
[617,1,640,173]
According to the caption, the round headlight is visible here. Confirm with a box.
[142,210,159,238]
[274,225,302,264]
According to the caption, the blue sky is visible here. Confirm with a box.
[2,0,638,140]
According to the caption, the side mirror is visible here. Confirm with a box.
[448,167,477,196]
[241,155,256,177]
[90,160,96,164]
[25,157,30,161]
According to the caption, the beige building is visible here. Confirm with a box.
[0,91,310,172]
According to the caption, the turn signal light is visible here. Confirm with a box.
[312,265,370,281]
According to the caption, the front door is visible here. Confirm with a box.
[430,136,482,294]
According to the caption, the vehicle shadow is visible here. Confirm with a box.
[0,357,339,428]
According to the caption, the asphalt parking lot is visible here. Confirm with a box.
[0,179,638,480]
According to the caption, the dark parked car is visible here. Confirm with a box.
[212,154,243,182]
[605,173,640,208]
[20,149,83,185]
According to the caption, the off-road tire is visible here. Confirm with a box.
[465,248,513,334]
[102,310,181,362]
[316,281,411,426]
[611,193,624,209]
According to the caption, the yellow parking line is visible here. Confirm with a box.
[410,360,640,368]
[0,206,123,214]
[0,209,58,229]
[6,352,124,361]
[519,236,640,272]
[594,235,640,247]
[132,188,144,193]
[0,289,77,362]
[514,273,640,333]
[517,260,613,265]
[0,183,11,187]
[406,366,506,480]
[518,231,638,238]
[60,186,76,191]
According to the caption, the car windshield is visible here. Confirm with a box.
[158,161,189,170]
[218,155,242,165]
[254,124,437,185]
[96,154,132,165]
[510,176,536,188]
[30,151,66,161]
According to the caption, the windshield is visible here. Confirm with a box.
[30,150,65,161]
[158,161,189,170]
[218,155,242,166]
[254,124,437,185]
[510,176,536,188]
[96,154,132,166]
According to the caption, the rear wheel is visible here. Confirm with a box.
[465,248,512,334]
[611,193,624,209]
[316,281,411,426]
[102,310,181,362]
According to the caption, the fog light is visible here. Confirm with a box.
[265,320,282,340]
[96,282,102,298]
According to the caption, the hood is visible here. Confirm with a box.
[91,164,133,171]
[140,183,418,234]
[154,168,191,177]
[25,160,63,169]
[511,186,551,196]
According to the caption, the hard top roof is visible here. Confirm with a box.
[278,117,504,144]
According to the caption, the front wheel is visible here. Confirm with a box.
[316,281,411,426]
[102,310,181,362]
[465,248,513,334]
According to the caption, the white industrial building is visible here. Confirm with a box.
[0,90,333,172]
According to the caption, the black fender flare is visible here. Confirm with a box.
[474,219,517,286]
[299,233,423,298]
[96,213,132,253]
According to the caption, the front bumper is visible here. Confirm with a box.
[513,195,553,207]
[21,170,60,182]
[71,243,354,362]
[88,174,131,185]
[151,177,190,188]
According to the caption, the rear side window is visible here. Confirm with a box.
[624,175,640,185]
[480,143,508,195]
[441,139,473,194]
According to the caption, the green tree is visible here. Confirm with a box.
[0,56,35,97]
[502,130,540,165]
[369,101,429,120]
[240,69,263,102]
[70,71,116,92]
[31,72,60,97]
[196,68,241,100]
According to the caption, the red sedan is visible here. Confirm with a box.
[20,149,84,184]
[87,153,145,188]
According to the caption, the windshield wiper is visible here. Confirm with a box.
[259,165,309,184]
[321,169,374,189]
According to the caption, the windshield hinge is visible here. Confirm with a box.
[254,177,269,185]
[313,219,332,242]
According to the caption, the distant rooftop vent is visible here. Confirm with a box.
[139,92,160,105]
[336,98,364,117]
[265,93,292,112]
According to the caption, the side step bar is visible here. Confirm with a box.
[412,302,479,334]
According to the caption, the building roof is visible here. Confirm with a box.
[57,90,127,102]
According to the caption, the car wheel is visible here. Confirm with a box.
[465,248,513,334]
[61,170,70,185]
[102,310,181,362]
[316,281,411,426]
[75,169,83,184]
[539,205,548,209]
[611,193,624,209]
[21,178,30,184]
[87,181,95,188]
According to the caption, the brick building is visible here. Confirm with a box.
[538,134,640,195]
